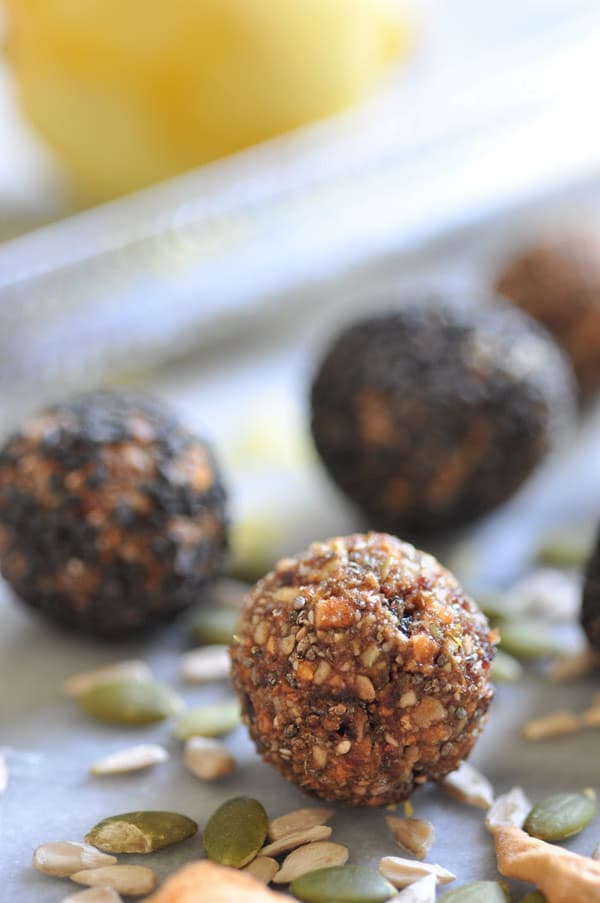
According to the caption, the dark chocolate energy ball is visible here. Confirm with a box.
[231,532,496,806]
[311,300,575,535]
[581,529,600,651]
[0,392,227,638]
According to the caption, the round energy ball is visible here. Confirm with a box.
[230,532,496,806]
[496,235,600,401]
[0,392,228,638]
[310,300,575,536]
[581,528,600,651]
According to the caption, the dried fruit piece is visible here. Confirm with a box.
[173,700,241,739]
[385,816,434,860]
[85,811,197,853]
[522,711,580,741]
[261,825,333,858]
[62,661,153,697]
[387,873,436,902]
[437,881,510,901]
[378,857,456,889]
[203,797,268,868]
[524,791,596,841]
[274,841,349,884]
[485,787,531,833]
[499,619,561,660]
[490,650,523,683]
[268,808,334,842]
[33,842,117,877]
[78,680,183,726]
[243,857,279,885]
[192,608,240,646]
[144,861,290,902]
[291,865,396,902]
[90,744,169,776]
[440,762,494,809]
[60,889,124,903]
[180,646,231,684]
[70,865,157,896]
[495,825,600,903]
[184,737,236,780]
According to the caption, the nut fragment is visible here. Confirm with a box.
[85,812,197,853]
[144,861,290,902]
[385,816,434,860]
[62,661,152,697]
[33,842,117,877]
[387,874,437,902]
[90,744,169,776]
[440,762,494,809]
[70,865,157,897]
[521,711,579,741]
[274,841,349,884]
[261,825,333,858]
[268,808,334,842]
[184,737,236,780]
[0,754,7,795]
[243,857,279,885]
[60,889,124,903]
[180,646,231,684]
[495,825,600,903]
[378,856,456,888]
[485,787,531,834]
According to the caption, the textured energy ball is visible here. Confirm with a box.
[230,532,496,806]
[581,529,600,651]
[0,392,227,638]
[310,300,575,535]
[496,235,600,401]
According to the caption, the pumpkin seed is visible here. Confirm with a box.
[85,811,198,853]
[70,865,156,896]
[524,791,596,841]
[437,881,510,901]
[62,661,152,697]
[290,865,396,902]
[498,619,561,660]
[268,808,334,842]
[60,888,123,903]
[78,680,183,726]
[184,736,236,779]
[203,797,268,868]
[33,842,117,876]
[242,856,279,884]
[261,825,332,858]
[192,607,240,645]
[180,645,231,684]
[490,650,523,683]
[90,744,169,776]
[274,841,349,884]
[518,894,547,902]
[173,700,241,739]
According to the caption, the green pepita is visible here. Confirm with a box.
[85,811,198,853]
[192,607,240,645]
[438,882,511,902]
[78,680,184,725]
[498,618,561,661]
[203,797,268,868]
[173,699,241,739]
[524,791,596,841]
[290,865,396,903]
[490,649,523,683]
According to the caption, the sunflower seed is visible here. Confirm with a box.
[524,791,596,841]
[60,888,123,903]
[522,710,580,741]
[33,842,117,877]
[70,865,156,896]
[387,874,437,902]
[274,840,349,884]
[203,797,268,868]
[85,811,197,853]
[378,857,456,889]
[173,700,241,739]
[62,661,152,697]
[180,646,231,684]
[0,754,7,795]
[485,787,531,833]
[90,744,169,776]
[261,825,333,857]
[268,808,335,842]
[385,816,434,860]
[242,856,279,884]
[440,762,494,809]
[184,737,236,779]
[78,680,183,726]
[291,865,396,902]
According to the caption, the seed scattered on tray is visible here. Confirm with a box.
[90,744,169,776]
[180,645,231,684]
[521,710,580,741]
[62,660,153,697]
[243,856,279,885]
[437,881,510,901]
[440,762,494,810]
[70,865,157,897]
[524,791,596,842]
[268,808,334,842]
[85,811,198,854]
[388,873,437,902]
[0,753,7,795]
[78,679,184,726]
[549,648,600,682]
[498,618,561,661]
[378,856,456,889]
[33,842,117,877]
[261,825,333,858]
[60,888,124,903]
[273,840,349,884]
[490,649,523,683]
[173,699,241,739]
[184,736,236,780]
[191,606,240,646]
[385,815,434,860]
[485,786,531,834]
[203,797,268,868]
[291,864,396,903]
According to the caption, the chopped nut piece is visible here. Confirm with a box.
[242,857,279,885]
[379,856,456,888]
[145,861,291,902]
[33,842,117,877]
[495,825,600,903]
[0,754,7,795]
[385,815,434,860]
[60,889,124,903]
[260,825,332,857]
[440,762,494,809]
[355,675,376,702]
[267,808,334,842]
[522,711,580,741]
[485,786,531,833]
[273,840,349,883]
[180,646,231,684]
[387,874,437,902]
[70,865,157,897]
[90,744,169,776]
[62,661,152,697]
[184,737,236,780]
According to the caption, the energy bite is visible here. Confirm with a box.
[230,533,496,806]
[0,391,227,638]
[310,299,575,535]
